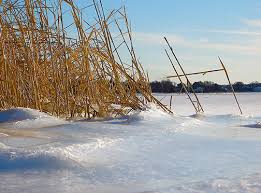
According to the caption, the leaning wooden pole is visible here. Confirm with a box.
[165,49,199,112]
[164,37,204,113]
[218,57,243,115]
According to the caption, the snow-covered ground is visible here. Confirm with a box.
[0,93,261,193]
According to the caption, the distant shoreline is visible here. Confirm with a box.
[152,92,261,94]
[150,80,261,93]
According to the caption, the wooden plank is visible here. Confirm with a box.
[166,68,224,78]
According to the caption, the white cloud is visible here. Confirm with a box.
[241,18,261,27]
[194,41,261,55]
[133,31,261,55]
[133,32,185,45]
[132,31,261,82]
[200,29,261,36]
[199,37,209,43]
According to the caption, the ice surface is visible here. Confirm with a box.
[0,93,261,193]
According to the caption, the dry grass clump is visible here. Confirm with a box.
[0,0,171,118]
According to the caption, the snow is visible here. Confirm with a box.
[155,92,261,116]
[0,93,261,193]
[0,108,51,123]
[0,108,66,130]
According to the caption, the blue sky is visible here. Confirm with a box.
[82,0,261,83]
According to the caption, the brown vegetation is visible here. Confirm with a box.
[0,0,171,118]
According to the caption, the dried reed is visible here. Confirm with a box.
[0,0,172,118]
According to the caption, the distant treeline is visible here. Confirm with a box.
[150,80,261,93]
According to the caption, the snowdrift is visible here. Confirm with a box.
[1,94,261,193]
[0,108,53,123]
[0,150,77,171]
[0,108,66,130]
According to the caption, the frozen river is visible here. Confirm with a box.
[0,93,261,193]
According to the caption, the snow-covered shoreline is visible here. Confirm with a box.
[0,93,261,193]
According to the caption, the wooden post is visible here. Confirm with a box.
[164,37,204,113]
[165,49,199,113]
[219,57,243,115]
[169,95,173,111]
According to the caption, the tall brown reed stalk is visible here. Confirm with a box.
[0,0,172,118]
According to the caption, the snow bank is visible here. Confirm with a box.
[240,121,261,129]
[0,108,52,123]
[0,142,9,149]
[0,150,77,171]
[0,94,261,193]
[0,108,66,129]
[127,103,173,123]
[0,136,122,171]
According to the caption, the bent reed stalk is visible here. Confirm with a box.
[0,0,172,118]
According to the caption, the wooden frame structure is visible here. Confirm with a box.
[164,37,204,114]
[164,37,243,115]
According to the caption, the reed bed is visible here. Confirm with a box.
[0,0,171,118]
